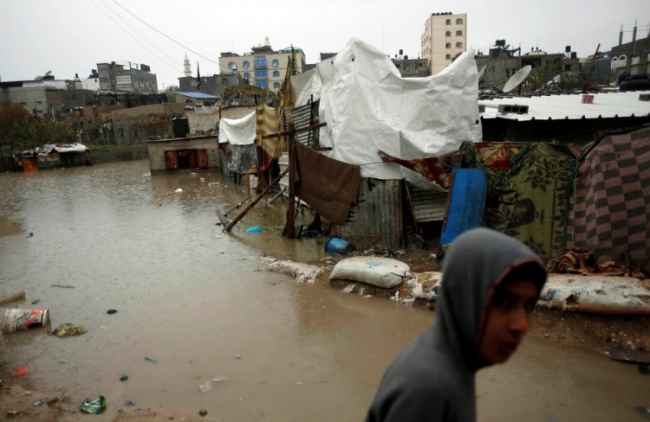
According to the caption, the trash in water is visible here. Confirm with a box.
[640,364,650,375]
[33,399,44,406]
[342,284,355,294]
[80,396,106,414]
[119,375,129,382]
[28,232,33,237]
[50,323,86,337]
[199,409,208,417]
[174,188,183,193]
[11,366,29,377]
[246,226,263,233]
[324,236,356,255]
[2,308,50,332]
[199,376,227,392]
[124,400,135,407]
[0,290,26,306]
[51,284,75,289]
[144,357,158,364]
[634,406,650,415]
[106,309,117,315]
[236,354,241,359]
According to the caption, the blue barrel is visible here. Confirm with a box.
[325,236,355,254]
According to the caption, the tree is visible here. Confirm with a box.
[0,100,30,149]
[165,85,179,103]
[0,100,75,151]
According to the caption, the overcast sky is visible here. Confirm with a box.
[1,0,648,89]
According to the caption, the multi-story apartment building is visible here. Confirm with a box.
[218,38,305,92]
[96,62,158,93]
[421,12,467,75]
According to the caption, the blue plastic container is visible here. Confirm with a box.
[324,236,355,254]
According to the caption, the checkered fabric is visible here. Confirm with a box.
[569,125,650,270]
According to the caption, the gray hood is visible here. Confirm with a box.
[435,227,547,371]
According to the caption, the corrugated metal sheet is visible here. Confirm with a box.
[479,91,650,121]
[407,183,448,222]
[339,179,403,250]
[293,101,319,146]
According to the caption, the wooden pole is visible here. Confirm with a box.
[223,167,289,232]
[285,123,296,239]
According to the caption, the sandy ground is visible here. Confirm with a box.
[1,261,648,421]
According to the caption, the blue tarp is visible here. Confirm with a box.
[440,168,487,247]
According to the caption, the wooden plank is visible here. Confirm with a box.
[223,167,289,232]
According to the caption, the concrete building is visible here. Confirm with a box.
[421,12,467,75]
[390,50,430,77]
[475,42,581,91]
[97,62,158,93]
[177,73,243,97]
[0,75,98,126]
[610,29,650,80]
[218,37,305,92]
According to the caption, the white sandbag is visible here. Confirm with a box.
[330,257,410,288]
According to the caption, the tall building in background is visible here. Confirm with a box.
[96,62,158,93]
[218,37,305,93]
[421,12,467,75]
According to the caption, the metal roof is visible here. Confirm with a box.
[479,91,650,121]
[175,91,219,100]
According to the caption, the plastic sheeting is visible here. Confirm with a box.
[218,111,256,145]
[291,38,482,180]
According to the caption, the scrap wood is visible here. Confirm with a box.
[223,167,288,232]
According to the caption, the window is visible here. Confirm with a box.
[243,72,250,80]
[273,70,280,77]
[446,31,451,37]
[228,61,237,70]
[445,19,451,25]
[254,58,267,68]
[456,42,463,48]
[116,75,131,84]
[242,61,250,69]
[273,82,281,89]
[255,70,268,78]
[255,81,269,89]
[456,30,463,36]
[456,18,463,24]
[445,43,451,49]
[272,59,279,67]
[445,54,451,60]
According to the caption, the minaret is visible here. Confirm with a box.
[183,54,191,77]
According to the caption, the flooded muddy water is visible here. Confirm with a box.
[0,160,647,421]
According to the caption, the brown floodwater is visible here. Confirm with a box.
[0,160,647,421]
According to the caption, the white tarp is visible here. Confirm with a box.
[218,111,256,145]
[292,38,482,180]
[41,143,87,153]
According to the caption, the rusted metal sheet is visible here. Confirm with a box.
[339,178,402,251]
[164,150,178,170]
[197,149,208,169]
[407,183,448,223]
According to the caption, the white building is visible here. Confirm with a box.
[421,12,468,75]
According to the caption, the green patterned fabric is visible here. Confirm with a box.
[487,143,575,263]
[460,142,576,263]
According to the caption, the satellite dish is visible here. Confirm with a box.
[502,65,532,93]
[478,65,486,81]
